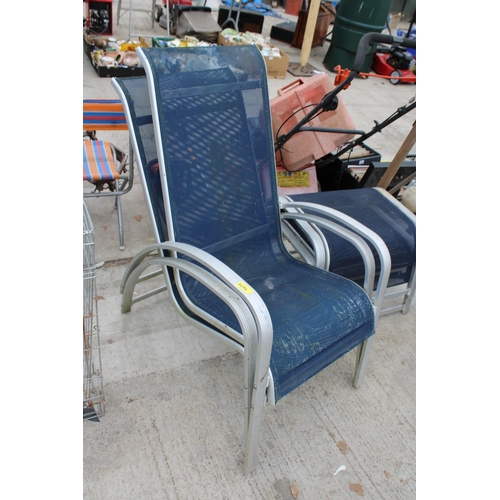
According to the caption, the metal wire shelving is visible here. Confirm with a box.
[83,200,105,421]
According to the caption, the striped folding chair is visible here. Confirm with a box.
[83,99,134,250]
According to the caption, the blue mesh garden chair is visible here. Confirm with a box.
[280,189,416,316]
[111,45,391,473]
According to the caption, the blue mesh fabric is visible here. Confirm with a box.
[134,46,375,401]
[112,76,168,242]
[289,190,416,288]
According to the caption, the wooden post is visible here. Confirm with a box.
[377,121,416,190]
[299,0,321,67]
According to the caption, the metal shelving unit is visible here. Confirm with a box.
[83,200,105,421]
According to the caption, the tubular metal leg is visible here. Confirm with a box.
[220,0,242,30]
[401,267,416,315]
[117,0,122,25]
[353,336,374,388]
[243,372,269,474]
[115,187,125,251]
[117,0,155,28]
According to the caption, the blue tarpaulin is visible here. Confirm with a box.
[220,0,285,18]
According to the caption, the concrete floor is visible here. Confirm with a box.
[83,3,416,498]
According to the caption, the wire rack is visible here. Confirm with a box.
[83,200,105,421]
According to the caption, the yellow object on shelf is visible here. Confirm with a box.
[120,40,148,52]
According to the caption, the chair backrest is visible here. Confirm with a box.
[113,47,281,252]
[114,46,291,333]
[139,46,279,253]
[83,99,128,131]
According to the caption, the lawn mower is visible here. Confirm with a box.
[371,44,416,85]
[155,0,210,35]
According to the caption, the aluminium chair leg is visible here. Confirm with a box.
[115,188,125,251]
[401,267,416,315]
[353,336,374,388]
[243,330,272,474]
[243,373,269,474]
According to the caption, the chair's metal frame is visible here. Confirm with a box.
[220,0,247,31]
[111,47,391,473]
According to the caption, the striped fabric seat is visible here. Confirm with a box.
[83,99,128,131]
[83,140,120,182]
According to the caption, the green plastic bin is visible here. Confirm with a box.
[323,0,392,72]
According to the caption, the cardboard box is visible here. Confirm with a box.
[262,46,289,79]
[217,32,250,47]
[217,33,290,79]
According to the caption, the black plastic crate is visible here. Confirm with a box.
[83,33,146,78]
[315,143,381,191]
[358,161,416,191]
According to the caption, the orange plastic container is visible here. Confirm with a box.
[271,73,356,171]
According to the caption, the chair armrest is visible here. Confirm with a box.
[280,211,376,296]
[279,197,391,323]
[120,241,274,430]
[121,242,271,331]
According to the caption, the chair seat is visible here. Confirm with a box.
[83,141,121,182]
[266,261,374,400]
[179,232,375,401]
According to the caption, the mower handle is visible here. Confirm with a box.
[274,32,417,152]
[351,33,416,74]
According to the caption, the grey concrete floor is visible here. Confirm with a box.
[83,2,416,498]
